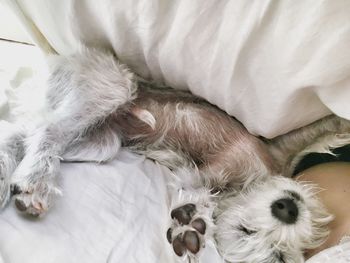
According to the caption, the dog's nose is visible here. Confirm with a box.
[271,198,298,224]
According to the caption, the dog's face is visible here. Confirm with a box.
[214,176,333,263]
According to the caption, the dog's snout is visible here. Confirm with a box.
[271,198,298,224]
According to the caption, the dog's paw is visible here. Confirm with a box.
[11,182,60,217]
[167,204,208,258]
[10,153,61,216]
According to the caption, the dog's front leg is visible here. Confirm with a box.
[166,169,216,262]
[10,49,137,216]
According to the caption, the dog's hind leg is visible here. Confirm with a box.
[0,122,26,207]
[62,119,121,163]
[11,49,137,216]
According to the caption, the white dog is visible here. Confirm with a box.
[1,49,349,262]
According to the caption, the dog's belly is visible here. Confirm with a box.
[114,86,276,184]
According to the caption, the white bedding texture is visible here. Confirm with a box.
[1,0,350,262]
[5,0,350,137]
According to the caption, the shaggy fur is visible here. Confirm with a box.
[1,49,350,262]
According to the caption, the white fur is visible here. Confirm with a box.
[215,176,332,263]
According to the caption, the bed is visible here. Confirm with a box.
[1,0,350,262]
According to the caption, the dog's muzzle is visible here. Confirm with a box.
[271,198,299,224]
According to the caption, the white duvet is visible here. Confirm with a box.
[5,0,350,138]
[1,0,350,262]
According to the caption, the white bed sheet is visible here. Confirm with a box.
[0,152,175,263]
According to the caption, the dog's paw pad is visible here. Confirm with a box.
[191,218,206,234]
[183,231,200,254]
[173,235,187,256]
[14,198,27,211]
[171,203,196,225]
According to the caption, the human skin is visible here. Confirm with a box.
[295,162,350,258]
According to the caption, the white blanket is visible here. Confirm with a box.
[5,0,350,137]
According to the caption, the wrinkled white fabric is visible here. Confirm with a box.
[4,0,350,137]
[0,149,221,263]
[0,152,174,263]
[307,237,350,263]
